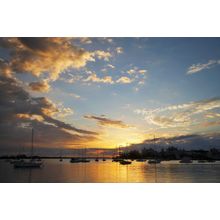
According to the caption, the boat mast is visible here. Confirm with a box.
[30,128,34,159]
[154,134,157,183]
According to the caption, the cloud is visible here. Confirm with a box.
[128,133,220,150]
[93,50,112,61]
[84,115,132,128]
[0,38,96,81]
[187,59,220,74]
[0,38,113,84]
[138,69,147,74]
[107,64,115,69]
[127,67,147,75]
[127,69,136,75]
[135,97,220,129]
[84,73,114,84]
[29,80,50,92]
[0,75,98,149]
[79,37,92,44]
[115,47,123,54]
[69,92,81,99]
[116,76,133,84]
[0,58,12,77]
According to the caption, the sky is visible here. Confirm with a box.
[1,37,220,155]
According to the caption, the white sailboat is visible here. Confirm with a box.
[14,128,43,168]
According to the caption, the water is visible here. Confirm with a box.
[0,159,220,183]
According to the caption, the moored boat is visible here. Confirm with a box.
[148,159,161,164]
[13,128,44,169]
[119,160,132,165]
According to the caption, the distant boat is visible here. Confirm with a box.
[95,158,99,162]
[70,158,90,163]
[119,160,132,165]
[179,158,192,163]
[198,160,206,163]
[59,149,63,162]
[136,159,146,162]
[102,158,106,161]
[14,128,43,169]
[148,159,161,164]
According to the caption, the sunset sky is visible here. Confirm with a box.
[1,37,220,154]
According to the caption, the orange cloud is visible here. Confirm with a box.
[84,115,132,128]
[29,80,50,92]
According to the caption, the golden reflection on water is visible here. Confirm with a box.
[1,159,220,183]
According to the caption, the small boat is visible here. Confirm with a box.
[13,128,44,169]
[119,160,132,165]
[14,159,42,168]
[102,158,106,161]
[70,158,90,163]
[95,158,99,162]
[179,158,192,163]
[136,159,146,162]
[197,160,206,163]
[148,159,161,164]
[59,149,63,162]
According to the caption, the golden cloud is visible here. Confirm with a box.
[84,115,132,128]
[29,80,50,92]
[0,38,113,82]
[116,76,133,84]
[84,73,114,84]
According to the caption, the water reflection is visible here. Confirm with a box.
[0,159,220,183]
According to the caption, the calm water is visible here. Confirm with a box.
[0,159,220,183]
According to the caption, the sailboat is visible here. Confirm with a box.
[119,160,132,165]
[59,149,63,162]
[14,128,43,168]
[81,147,90,163]
[95,149,99,162]
[102,149,106,161]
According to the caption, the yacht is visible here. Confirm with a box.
[119,160,132,165]
[70,158,90,163]
[14,129,43,169]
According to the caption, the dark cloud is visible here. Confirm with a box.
[84,115,132,128]
[29,80,50,92]
[0,75,98,150]
[128,133,220,151]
